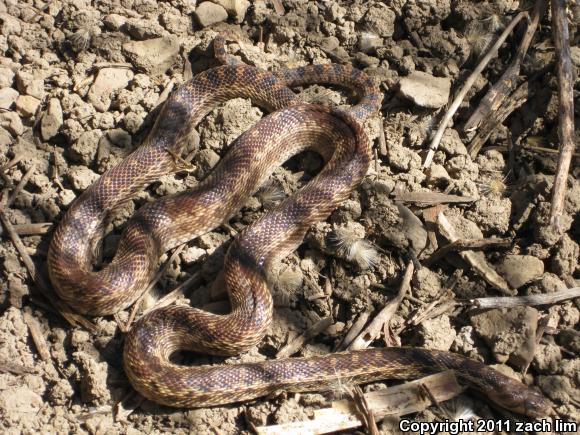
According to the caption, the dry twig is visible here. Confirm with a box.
[549,0,576,229]
[254,371,465,435]
[348,261,413,350]
[23,311,52,362]
[276,317,333,359]
[350,386,379,435]
[464,0,546,132]
[422,11,528,168]
[467,287,580,309]
[336,310,371,351]
[425,237,512,266]
[437,211,513,295]
[392,190,476,205]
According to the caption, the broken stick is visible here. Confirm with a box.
[549,0,576,230]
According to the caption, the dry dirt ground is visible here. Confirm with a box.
[0,0,579,434]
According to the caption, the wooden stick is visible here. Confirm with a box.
[437,211,513,295]
[391,191,476,205]
[255,371,465,435]
[348,261,413,350]
[336,310,371,351]
[350,386,379,435]
[467,287,580,309]
[425,237,512,266]
[467,81,530,159]
[270,0,285,15]
[464,0,546,132]
[0,359,36,375]
[23,311,52,362]
[422,11,528,168]
[0,222,53,236]
[549,0,576,230]
[6,166,34,207]
[276,317,333,359]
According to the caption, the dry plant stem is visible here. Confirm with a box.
[437,211,513,294]
[270,0,285,15]
[392,190,476,205]
[276,317,333,358]
[348,261,414,350]
[464,0,546,131]
[336,310,371,351]
[425,237,512,266]
[0,222,52,237]
[422,11,528,168]
[0,359,36,375]
[468,287,580,309]
[467,81,529,158]
[549,0,576,229]
[254,371,465,435]
[23,311,52,362]
[351,386,379,435]
[6,166,34,207]
[0,206,97,332]
[114,390,146,422]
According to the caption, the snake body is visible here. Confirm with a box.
[47,40,549,417]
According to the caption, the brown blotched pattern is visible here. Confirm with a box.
[49,38,549,417]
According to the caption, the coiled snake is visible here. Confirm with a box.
[47,37,549,417]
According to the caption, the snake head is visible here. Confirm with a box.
[485,375,552,418]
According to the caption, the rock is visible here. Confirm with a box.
[0,110,24,135]
[15,71,44,99]
[40,98,63,140]
[194,2,228,27]
[181,245,206,264]
[551,234,579,276]
[197,148,220,178]
[363,4,396,38]
[0,86,18,110]
[354,52,380,68]
[67,165,100,191]
[70,130,100,165]
[74,351,111,405]
[471,306,539,369]
[0,12,22,35]
[399,71,451,109]
[496,255,544,289]
[358,32,382,53]
[103,14,127,31]
[417,315,456,350]
[0,66,15,87]
[412,267,442,299]
[425,163,450,186]
[122,36,180,76]
[125,17,164,40]
[15,95,40,117]
[439,128,467,156]
[87,68,134,112]
[0,127,11,146]
[211,0,250,23]
[0,386,43,414]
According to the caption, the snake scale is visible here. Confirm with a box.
[47,37,549,417]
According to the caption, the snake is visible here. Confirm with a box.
[47,36,550,418]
